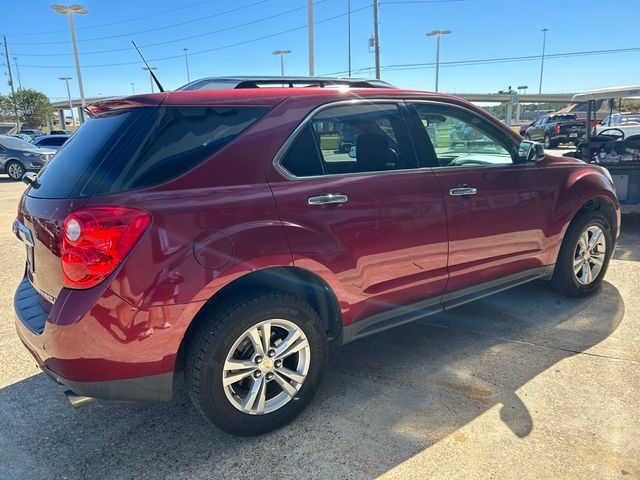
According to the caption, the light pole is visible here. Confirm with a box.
[373,0,380,79]
[347,0,352,77]
[537,28,548,114]
[272,50,291,77]
[52,4,87,123]
[426,29,452,92]
[183,48,191,83]
[130,82,135,94]
[307,0,314,76]
[142,66,158,93]
[59,76,75,127]
[12,57,22,89]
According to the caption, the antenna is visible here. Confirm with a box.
[131,41,164,93]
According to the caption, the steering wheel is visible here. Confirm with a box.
[597,128,625,141]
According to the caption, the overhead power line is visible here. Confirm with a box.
[16,5,372,69]
[12,1,324,56]
[10,0,271,46]
[3,0,219,37]
[321,46,640,76]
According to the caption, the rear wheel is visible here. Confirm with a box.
[544,134,556,149]
[185,293,327,436]
[550,212,613,297]
[6,161,25,181]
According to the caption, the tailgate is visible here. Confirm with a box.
[16,194,88,303]
[559,122,586,135]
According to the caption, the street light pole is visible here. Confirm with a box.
[59,76,75,127]
[52,4,88,123]
[130,82,135,94]
[308,0,314,76]
[142,66,158,93]
[272,50,291,77]
[426,29,452,92]
[183,48,191,83]
[537,28,548,114]
[2,35,20,130]
[347,0,352,77]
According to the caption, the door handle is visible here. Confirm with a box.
[449,187,478,196]
[307,194,349,205]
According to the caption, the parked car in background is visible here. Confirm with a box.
[0,135,55,180]
[32,134,70,152]
[10,134,33,143]
[525,114,586,147]
[50,129,71,135]
[13,77,619,436]
[19,129,45,140]
[594,113,640,139]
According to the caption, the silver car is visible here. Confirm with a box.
[0,135,56,180]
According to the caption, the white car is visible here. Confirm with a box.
[595,113,640,138]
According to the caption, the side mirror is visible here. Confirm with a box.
[518,140,545,163]
[348,145,357,158]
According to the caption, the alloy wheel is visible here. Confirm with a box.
[7,163,24,180]
[574,225,606,286]
[222,318,311,415]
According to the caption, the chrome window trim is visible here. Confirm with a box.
[272,99,424,181]
[271,98,522,180]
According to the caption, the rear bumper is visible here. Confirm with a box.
[14,275,204,401]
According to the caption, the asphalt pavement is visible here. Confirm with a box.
[0,178,638,480]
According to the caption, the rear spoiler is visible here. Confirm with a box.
[84,94,167,118]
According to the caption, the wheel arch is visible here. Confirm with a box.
[4,158,23,172]
[175,266,342,373]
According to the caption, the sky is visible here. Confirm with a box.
[1,0,639,102]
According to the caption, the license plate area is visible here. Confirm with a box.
[569,132,578,138]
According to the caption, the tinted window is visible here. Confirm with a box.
[281,125,324,177]
[94,106,268,194]
[28,110,143,198]
[36,137,67,146]
[280,103,416,177]
[0,136,36,150]
[409,103,515,168]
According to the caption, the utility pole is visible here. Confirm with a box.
[183,48,191,83]
[537,28,548,114]
[348,0,352,77]
[131,82,135,94]
[3,35,20,131]
[52,4,88,123]
[12,57,22,89]
[373,0,380,79]
[308,0,315,76]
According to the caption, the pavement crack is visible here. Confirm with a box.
[418,321,640,365]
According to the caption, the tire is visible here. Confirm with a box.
[6,161,25,181]
[185,293,328,436]
[550,211,613,297]
[544,134,556,149]
[524,133,531,140]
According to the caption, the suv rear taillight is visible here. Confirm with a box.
[62,206,151,289]
[555,123,561,135]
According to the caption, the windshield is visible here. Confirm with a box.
[0,136,38,150]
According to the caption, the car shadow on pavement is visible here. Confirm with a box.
[0,281,625,480]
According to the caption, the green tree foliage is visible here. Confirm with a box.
[0,89,53,127]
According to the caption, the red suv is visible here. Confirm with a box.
[14,77,619,436]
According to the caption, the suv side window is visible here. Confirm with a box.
[280,103,417,177]
[408,103,515,168]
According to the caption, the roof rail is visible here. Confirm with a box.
[177,76,395,91]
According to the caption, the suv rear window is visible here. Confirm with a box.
[29,106,268,198]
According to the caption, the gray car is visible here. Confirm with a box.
[0,135,56,180]
[32,134,70,152]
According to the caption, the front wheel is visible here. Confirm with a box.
[550,212,613,297]
[6,161,25,181]
[185,293,327,436]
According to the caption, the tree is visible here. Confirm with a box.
[0,89,53,128]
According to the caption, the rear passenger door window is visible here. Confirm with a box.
[280,103,417,177]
